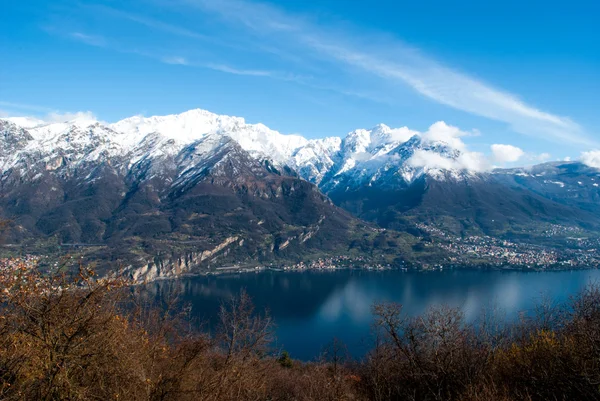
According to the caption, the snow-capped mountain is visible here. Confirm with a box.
[3,107,600,278]
[0,109,482,190]
[492,161,600,214]
[110,109,309,165]
[1,110,417,278]
[288,137,341,184]
[3,107,600,246]
[319,128,473,194]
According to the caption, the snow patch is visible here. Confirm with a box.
[544,180,565,188]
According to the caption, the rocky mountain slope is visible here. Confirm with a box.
[0,115,430,279]
[1,108,599,275]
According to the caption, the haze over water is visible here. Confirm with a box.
[146,269,600,360]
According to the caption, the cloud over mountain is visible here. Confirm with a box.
[491,144,525,163]
[581,150,600,169]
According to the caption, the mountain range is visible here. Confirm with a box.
[1,109,599,278]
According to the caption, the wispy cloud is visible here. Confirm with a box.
[70,32,107,47]
[85,4,212,42]
[201,63,273,76]
[0,100,98,125]
[44,0,593,147]
[61,29,288,78]
[160,56,279,77]
[57,3,417,105]
[183,0,593,146]
[161,56,189,65]
[0,101,54,113]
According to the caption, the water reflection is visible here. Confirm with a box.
[144,269,600,360]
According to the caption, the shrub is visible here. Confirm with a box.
[2,257,600,400]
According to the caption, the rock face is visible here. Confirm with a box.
[128,236,240,282]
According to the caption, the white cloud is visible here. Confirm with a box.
[0,103,98,126]
[45,111,97,123]
[421,121,471,151]
[564,156,572,162]
[408,150,456,171]
[407,149,489,173]
[491,144,525,163]
[186,0,594,147]
[405,121,491,173]
[457,152,489,172]
[581,150,600,168]
[386,127,419,143]
[537,152,551,162]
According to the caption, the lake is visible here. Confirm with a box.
[144,268,600,360]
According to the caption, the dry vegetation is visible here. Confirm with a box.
[2,259,600,400]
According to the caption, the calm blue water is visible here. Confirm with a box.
[145,269,600,360]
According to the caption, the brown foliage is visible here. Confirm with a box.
[358,303,493,401]
[357,288,600,401]
[489,286,600,400]
[0,267,276,400]
[3,263,600,401]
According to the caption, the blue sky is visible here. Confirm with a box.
[1,0,599,163]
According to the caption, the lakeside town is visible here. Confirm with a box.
[417,223,600,269]
[278,255,392,271]
[3,222,600,278]
[213,255,393,275]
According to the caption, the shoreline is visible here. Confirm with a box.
[135,262,600,285]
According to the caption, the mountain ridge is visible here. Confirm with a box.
[2,108,600,277]
[2,108,565,184]
[0,114,434,279]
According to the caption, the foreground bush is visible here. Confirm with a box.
[2,262,600,400]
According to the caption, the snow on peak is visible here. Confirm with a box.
[289,136,342,184]
[110,108,308,163]
[400,121,489,177]
[318,121,490,190]
[111,109,227,145]
[1,108,490,190]
[331,124,418,177]
[1,108,314,179]
[6,111,98,130]
[370,123,418,148]
[5,116,46,129]
[343,124,417,153]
